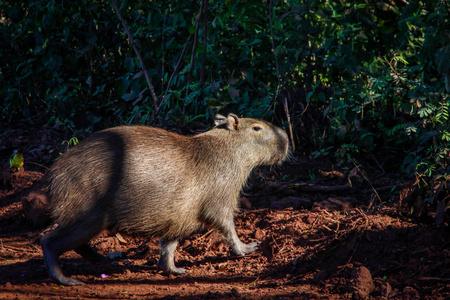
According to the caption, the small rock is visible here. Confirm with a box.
[107,251,123,260]
[348,266,374,299]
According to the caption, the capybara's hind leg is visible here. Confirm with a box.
[41,229,86,286]
[157,239,186,274]
[41,217,105,285]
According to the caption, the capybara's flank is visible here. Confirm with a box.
[41,114,289,285]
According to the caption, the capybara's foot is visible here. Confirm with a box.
[50,273,86,286]
[233,241,260,256]
[157,260,186,275]
[157,239,186,274]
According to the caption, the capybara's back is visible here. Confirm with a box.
[41,114,289,285]
[45,126,200,238]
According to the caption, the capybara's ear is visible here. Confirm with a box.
[214,113,240,130]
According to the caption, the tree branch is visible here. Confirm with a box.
[199,0,208,88]
[111,0,158,112]
[269,0,282,99]
[185,0,204,100]
[263,0,284,117]
[152,35,193,121]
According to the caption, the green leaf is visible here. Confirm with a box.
[274,20,282,30]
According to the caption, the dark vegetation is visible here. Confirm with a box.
[1,0,449,219]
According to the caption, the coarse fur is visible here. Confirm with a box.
[41,114,289,286]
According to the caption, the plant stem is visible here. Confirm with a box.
[111,0,158,112]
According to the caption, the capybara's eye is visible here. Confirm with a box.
[252,126,262,131]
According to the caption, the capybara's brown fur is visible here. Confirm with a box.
[41,114,289,285]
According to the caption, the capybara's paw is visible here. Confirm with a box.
[157,260,186,275]
[170,267,186,275]
[160,266,186,275]
[243,241,260,254]
[52,275,86,286]
[233,241,260,256]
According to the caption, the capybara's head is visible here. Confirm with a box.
[213,114,289,167]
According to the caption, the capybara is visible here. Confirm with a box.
[41,113,289,285]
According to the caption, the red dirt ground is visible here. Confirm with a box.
[0,124,449,299]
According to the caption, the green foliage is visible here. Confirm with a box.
[1,0,449,194]
[61,136,79,154]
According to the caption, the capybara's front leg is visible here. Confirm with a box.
[157,238,186,274]
[219,216,259,256]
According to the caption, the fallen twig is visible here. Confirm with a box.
[199,229,214,240]
[419,277,450,282]
[288,182,353,192]
[309,215,321,231]
[25,162,49,170]
[281,182,397,195]
[2,245,38,253]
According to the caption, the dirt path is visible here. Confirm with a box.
[0,127,449,299]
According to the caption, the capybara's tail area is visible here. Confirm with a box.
[22,188,52,228]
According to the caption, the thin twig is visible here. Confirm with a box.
[185,0,204,101]
[3,245,38,253]
[199,229,214,240]
[271,234,282,253]
[269,0,282,99]
[287,182,354,192]
[153,35,193,121]
[30,243,42,252]
[161,4,166,92]
[111,0,158,112]
[309,215,321,231]
[336,210,369,269]
[262,0,284,118]
[280,181,396,195]
[419,277,450,282]
[199,0,208,88]
[282,95,295,151]
[247,276,260,287]
[263,13,305,118]
[26,162,49,170]
[352,160,382,203]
